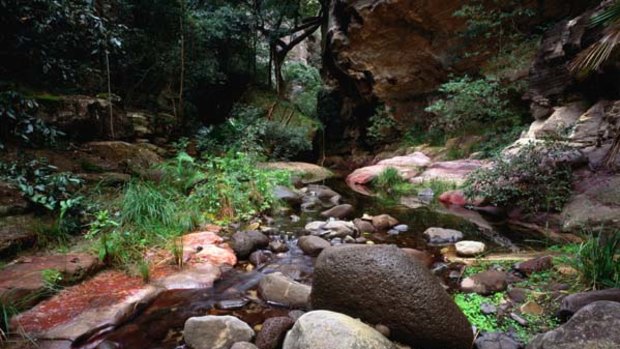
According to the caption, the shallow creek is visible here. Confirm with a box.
[85,179,525,349]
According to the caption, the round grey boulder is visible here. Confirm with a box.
[311,245,473,349]
[231,343,258,349]
[282,310,396,349]
[184,315,254,349]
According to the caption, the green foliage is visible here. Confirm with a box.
[87,152,291,266]
[572,231,620,289]
[454,292,506,333]
[0,159,83,211]
[0,91,63,149]
[367,107,399,145]
[464,142,573,213]
[372,167,414,195]
[425,76,523,134]
[283,62,322,117]
[41,268,63,292]
[196,104,312,160]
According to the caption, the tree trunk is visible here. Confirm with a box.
[274,50,286,97]
[177,0,185,127]
[105,51,114,140]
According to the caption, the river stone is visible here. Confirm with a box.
[232,231,270,259]
[273,185,302,206]
[183,315,254,349]
[258,272,310,308]
[423,227,464,245]
[353,218,376,233]
[298,236,330,256]
[255,316,295,349]
[304,221,326,235]
[527,301,620,349]
[558,288,620,321]
[371,214,399,231]
[231,343,258,349]
[475,332,522,349]
[454,241,486,257]
[514,256,553,275]
[401,248,434,268]
[311,245,473,349]
[461,270,508,295]
[282,310,396,349]
[320,204,354,219]
[323,220,356,238]
[249,250,273,266]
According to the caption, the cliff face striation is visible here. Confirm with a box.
[321,0,592,154]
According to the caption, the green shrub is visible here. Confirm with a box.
[464,142,573,213]
[0,91,64,149]
[283,62,322,118]
[572,231,620,289]
[195,104,312,160]
[425,76,523,134]
[367,107,399,145]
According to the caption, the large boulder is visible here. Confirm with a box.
[184,315,254,349]
[558,289,620,321]
[527,301,620,349]
[282,310,395,349]
[255,316,295,349]
[311,245,473,349]
[298,236,331,256]
[258,162,333,184]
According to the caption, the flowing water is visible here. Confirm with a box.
[85,178,525,349]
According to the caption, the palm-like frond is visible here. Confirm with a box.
[570,1,620,75]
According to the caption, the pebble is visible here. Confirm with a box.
[387,229,400,236]
[393,224,409,232]
[509,312,528,326]
[480,303,497,315]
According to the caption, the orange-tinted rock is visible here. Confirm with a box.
[0,254,101,308]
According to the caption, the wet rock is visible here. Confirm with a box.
[401,248,434,268]
[423,227,464,245]
[387,229,400,236]
[273,186,302,206]
[355,237,367,244]
[282,310,396,349]
[249,250,273,266]
[298,236,330,256]
[268,241,289,253]
[231,342,259,349]
[520,301,544,315]
[288,310,305,322]
[306,185,340,200]
[475,332,522,349]
[181,231,237,267]
[304,221,326,235]
[323,220,356,238]
[514,256,553,275]
[311,245,473,349]
[0,254,101,308]
[258,272,310,308]
[255,316,295,349]
[232,231,270,259]
[393,224,408,232]
[371,214,399,231]
[375,324,391,338]
[461,270,508,295]
[343,235,356,243]
[353,218,376,233]
[216,299,250,310]
[480,303,497,315]
[508,288,528,304]
[184,315,254,349]
[320,204,354,219]
[0,214,39,257]
[0,182,29,217]
[527,302,620,349]
[558,288,620,321]
[455,241,486,257]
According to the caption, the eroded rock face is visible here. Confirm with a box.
[311,245,473,349]
[527,301,620,349]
